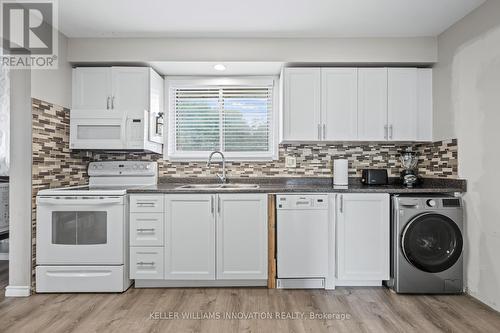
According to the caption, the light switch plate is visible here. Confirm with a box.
[285,156,297,168]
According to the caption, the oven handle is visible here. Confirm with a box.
[46,270,113,278]
[37,197,123,205]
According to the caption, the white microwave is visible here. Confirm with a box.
[70,110,162,153]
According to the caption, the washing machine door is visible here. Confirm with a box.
[401,213,463,273]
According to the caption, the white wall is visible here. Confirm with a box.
[31,31,72,108]
[434,0,500,311]
[67,37,437,64]
[6,68,32,297]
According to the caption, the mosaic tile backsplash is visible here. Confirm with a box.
[30,99,459,187]
[91,140,458,179]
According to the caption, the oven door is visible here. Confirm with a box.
[36,195,125,265]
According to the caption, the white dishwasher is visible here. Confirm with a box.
[276,194,330,289]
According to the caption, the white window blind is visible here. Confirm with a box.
[168,79,276,160]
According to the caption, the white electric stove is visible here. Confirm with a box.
[36,161,157,293]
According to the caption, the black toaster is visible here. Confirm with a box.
[361,169,388,185]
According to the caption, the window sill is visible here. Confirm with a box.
[165,155,278,163]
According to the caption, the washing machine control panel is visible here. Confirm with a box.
[426,199,437,207]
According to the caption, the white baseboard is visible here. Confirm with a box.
[135,279,267,288]
[5,285,31,297]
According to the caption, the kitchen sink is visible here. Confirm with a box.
[176,184,260,190]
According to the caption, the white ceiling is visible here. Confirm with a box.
[150,62,283,76]
[59,0,485,38]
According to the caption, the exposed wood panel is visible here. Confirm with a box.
[267,194,276,289]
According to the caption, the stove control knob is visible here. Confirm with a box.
[426,199,436,207]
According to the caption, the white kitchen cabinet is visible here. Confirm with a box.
[321,68,358,141]
[336,193,390,283]
[130,213,164,247]
[130,195,164,213]
[282,68,321,141]
[388,68,418,141]
[164,195,216,280]
[72,67,111,110]
[111,67,150,115]
[72,67,163,118]
[358,68,388,141]
[281,67,433,143]
[216,194,268,280]
[417,68,433,141]
[130,247,164,280]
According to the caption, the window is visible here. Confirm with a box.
[166,77,278,161]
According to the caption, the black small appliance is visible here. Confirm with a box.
[361,169,388,185]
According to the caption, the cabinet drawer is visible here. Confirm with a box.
[130,213,164,246]
[130,195,164,213]
[130,247,164,280]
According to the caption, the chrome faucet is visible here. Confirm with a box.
[206,151,227,183]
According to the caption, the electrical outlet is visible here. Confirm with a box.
[285,156,297,168]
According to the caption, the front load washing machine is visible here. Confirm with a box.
[387,195,464,294]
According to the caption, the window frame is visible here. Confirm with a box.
[164,76,279,161]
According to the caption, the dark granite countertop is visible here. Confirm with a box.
[127,177,466,194]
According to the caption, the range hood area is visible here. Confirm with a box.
[70,66,164,154]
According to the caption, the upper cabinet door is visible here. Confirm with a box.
[321,68,358,141]
[388,68,418,141]
[216,194,268,280]
[282,68,321,141]
[111,67,150,114]
[72,67,112,110]
[358,68,388,141]
[417,68,433,141]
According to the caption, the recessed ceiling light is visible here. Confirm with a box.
[214,64,226,71]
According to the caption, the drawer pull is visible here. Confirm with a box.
[137,261,155,266]
[137,228,155,232]
[137,202,155,207]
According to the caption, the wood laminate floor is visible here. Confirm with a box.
[1,285,500,333]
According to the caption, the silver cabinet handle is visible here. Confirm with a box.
[137,202,155,207]
[137,228,155,232]
[389,125,393,140]
[137,261,155,266]
[106,96,110,110]
[339,194,344,213]
[111,96,115,109]
[323,124,326,140]
[317,124,321,140]
[384,125,388,140]
[211,196,214,214]
[217,196,221,214]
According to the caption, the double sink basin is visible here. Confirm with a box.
[175,183,260,190]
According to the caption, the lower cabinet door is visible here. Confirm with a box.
[165,195,216,280]
[336,193,390,281]
[130,247,164,280]
[216,194,268,280]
